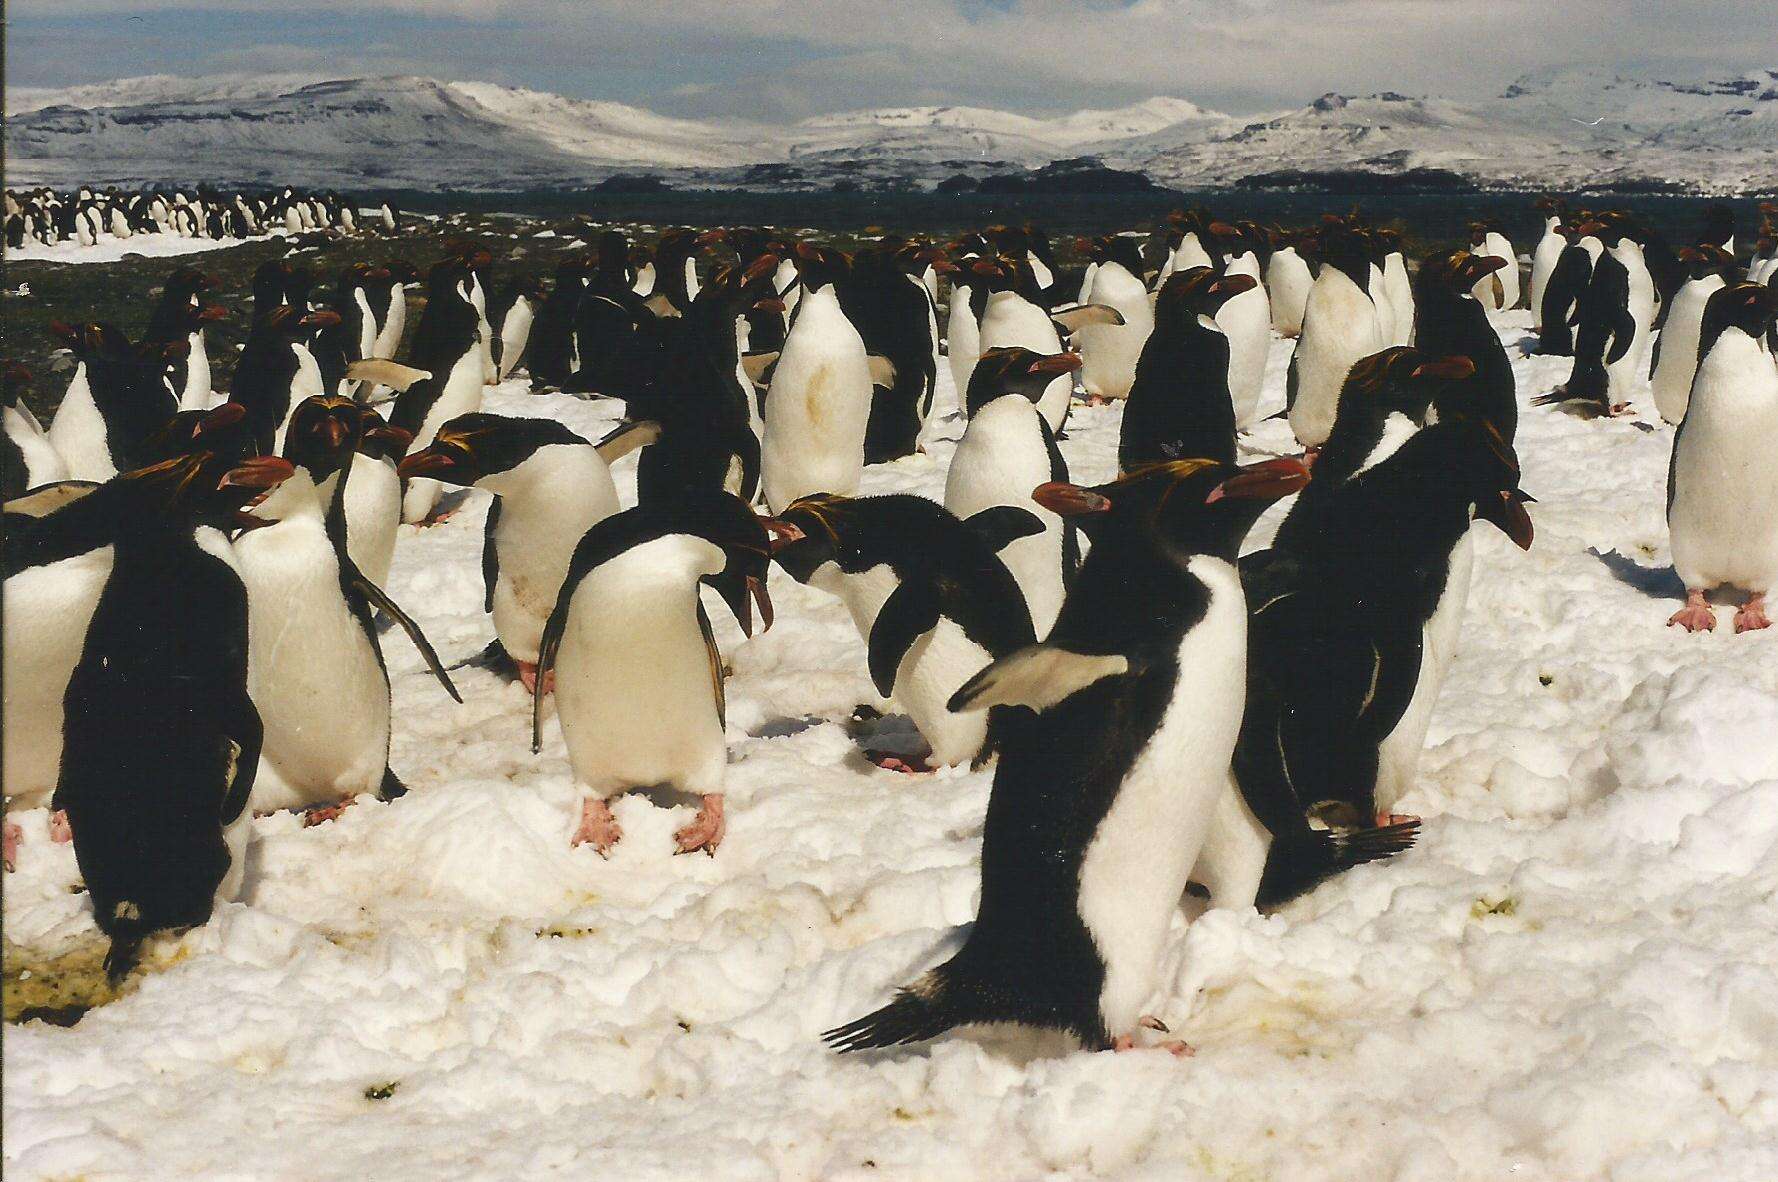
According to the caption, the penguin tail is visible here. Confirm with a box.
[103,930,144,987]
[823,967,971,1054]
[1255,819,1421,910]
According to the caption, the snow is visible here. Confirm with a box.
[7,311,1778,1180]
[4,230,272,265]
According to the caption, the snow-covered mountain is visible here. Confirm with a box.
[5,69,1773,194]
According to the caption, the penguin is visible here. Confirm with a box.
[1412,249,1518,441]
[229,304,337,452]
[397,412,630,691]
[1208,223,1274,426]
[46,322,180,482]
[976,261,1120,433]
[824,457,1309,1055]
[1466,221,1520,312]
[944,256,996,403]
[1234,413,1532,892]
[1075,236,1154,403]
[1666,283,1778,634]
[945,347,1082,639]
[368,259,418,362]
[1286,224,1385,452]
[311,264,382,396]
[1120,268,1254,472]
[239,396,460,817]
[2,365,69,498]
[491,275,546,381]
[1527,197,1568,330]
[532,492,772,856]
[840,242,939,464]
[1376,229,1415,347]
[764,493,1041,769]
[142,266,222,410]
[1651,245,1735,425]
[48,449,280,980]
[339,404,409,588]
[527,257,592,390]
[1160,207,1216,282]
[1601,215,1658,395]
[379,201,399,233]
[1536,220,1640,418]
[761,243,874,513]
[1536,221,1600,356]
[1265,228,1314,339]
[391,263,487,524]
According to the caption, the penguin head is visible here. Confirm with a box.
[137,401,255,469]
[179,303,230,335]
[1676,243,1736,279]
[1153,267,1256,333]
[115,444,294,527]
[1698,282,1778,352]
[1416,248,1507,299]
[1033,457,1310,562]
[641,492,774,636]
[792,242,851,292]
[1426,418,1534,551]
[398,412,587,492]
[759,493,855,585]
[283,394,364,486]
[1338,346,1477,429]
[162,265,216,303]
[263,304,340,343]
[965,347,1081,416]
[356,407,412,463]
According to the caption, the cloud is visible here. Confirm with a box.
[7,0,1773,121]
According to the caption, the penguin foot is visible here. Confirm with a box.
[869,752,934,774]
[414,508,457,528]
[1734,595,1771,634]
[572,797,623,856]
[1112,1033,1194,1057]
[49,810,73,844]
[1300,446,1320,471]
[1080,393,1113,407]
[1375,812,1418,828]
[674,794,726,856]
[302,797,357,827]
[3,820,20,872]
[1668,591,1717,633]
[515,661,555,696]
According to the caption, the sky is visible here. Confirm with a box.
[6,1,1772,122]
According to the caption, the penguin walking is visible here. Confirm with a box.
[2,365,69,498]
[1209,223,1274,426]
[391,263,488,524]
[398,413,629,691]
[238,396,460,817]
[50,450,282,980]
[764,493,1040,770]
[1074,237,1154,403]
[532,493,772,856]
[761,244,874,512]
[1412,249,1518,441]
[1650,245,1735,425]
[945,348,1081,639]
[1120,268,1254,472]
[1286,225,1386,453]
[1667,283,1778,634]
[824,457,1308,1055]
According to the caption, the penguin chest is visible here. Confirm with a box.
[492,494,608,664]
[1292,276,1382,446]
[343,457,402,588]
[762,317,872,508]
[498,300,534,379]
[236,524,389,803]
[48,364,115,482]
[2,546,115,807]
[554,574,725,793]
[1077,557,1248,1034]
[944,405,1065,635]
[1377,530,1474,812]
[5,406,69,487]
[1669,338,1778,590]
[181,331,214,411]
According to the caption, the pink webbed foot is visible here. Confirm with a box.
[1734,594,1771,634]
[414,506,457,528]
[572,797,623,856]
[1113,1022,1194,1058]
[515,660,555,696]
[1668,590,1716,633]
[302,797,357,827]
[1081,392,1113,407]
[1375,812,1419,828]
[49,809,73,843]
[869,751,934,774]
[3,820,21,872]
[1300,446,1320,471]
[674,794,726,857]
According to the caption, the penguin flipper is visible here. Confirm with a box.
[948,644,1129,714]
[868,582,942,698]
[1605,308,1637,364]
[698,600,726,730]
[1254,819,1421,910]
[824,969,968,1053]
[961,506,1045,552]
[1049,303,1125,335]
[482,498,501,615]
[594,419,662,464]
[533,604,569,754]
[349,570,463,703]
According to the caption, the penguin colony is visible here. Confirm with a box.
[3,195,1774,1061]
[4,185,393,252]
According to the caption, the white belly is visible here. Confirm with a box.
[1267,250,1312,336]
[48,364,116,482]
[3,547,115,808]
[1289,273,1383,448]
[236,521,389,809]
[1650,278,1721,424]
[1669,334,1778,593]
[761,296,872,513]
[343,455,402,588]
[947,294,981,403]
[6,406,69,489]
[402,348,488,522]
[180,331,214,411]
[1218,261,1272,427]
[497,301,534,380]
[1077,266,1154,402]
[978,294,1071,430]
[1078,557,1247,1036]
[1376,531,1473,813]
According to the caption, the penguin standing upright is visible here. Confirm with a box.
[368,259,418,362]
[1209,222,1274,426]
[142,266,223,411]
[945,348,1081,639]
[398,413,626,691]
[1376,229,1415,346]
[764,493,1040,770]
[46,322,180,482]
[1466,221,1520,312]
[491,276,546,381]
[1266,227,1314,339]
[1602,216,1658,395]
[50,449,282,981]
[1536,221,1637,418]
[527,257,591,390]
[1,365,69,498]
[761,244,874,512]
[1412,249,1518,441]
[1650,245,1734,425]
[944,254,995,402]
[1074,237,1154,403]
[341,405,409,588]
[238,396,460,817]
[1286,223,1385,452]
[1537,221,1601,356]
[391,262,487,524]
[824,457,1308,1055]
[1666,283,1778,634]
[1528,198,1568,329]
[533,493,771,856]
[229,304,337,453]
[840,241,938,464]
[1120,268,1253,472]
